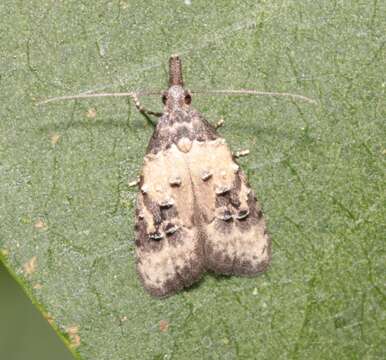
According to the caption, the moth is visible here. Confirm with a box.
[135,56,271,297]
[41,55,315,298]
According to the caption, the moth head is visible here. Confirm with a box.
[162,86,192,111]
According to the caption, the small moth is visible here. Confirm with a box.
[135,56,271,297]
[41,55,315,297]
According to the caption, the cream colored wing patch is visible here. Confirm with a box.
[187,139,271,275]
[135,144,204,297]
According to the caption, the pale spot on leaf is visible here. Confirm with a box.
[44,312,54,326]
[67,325,81,348]
[50,132,60,145]
[34,218,48,230]
[159,319,169,332]
[86,108,97,118]
[119,0,129,9]
[23,256,37,275]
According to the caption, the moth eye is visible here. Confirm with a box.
[162,93,168,104]
[184,92,192,104]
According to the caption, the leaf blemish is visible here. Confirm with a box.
[159,319,169,332]
[23,256,37,275]
[50,132,60,145]
[44,312,54,326]
[66,325,81,348]
[85,107,97,119]
[34,218,48,230]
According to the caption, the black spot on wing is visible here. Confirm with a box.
[134,218,147,248]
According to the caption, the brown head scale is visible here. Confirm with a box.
[162,55,191,112]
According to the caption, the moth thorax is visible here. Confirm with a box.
[177,137,192,153]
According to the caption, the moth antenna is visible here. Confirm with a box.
[192,90,317,104]
[36,91,163,117]
[36,91,162,105]
[36,92,137,105]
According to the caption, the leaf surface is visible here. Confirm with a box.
[1,1,385,359]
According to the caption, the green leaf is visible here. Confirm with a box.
[1,1,385,359]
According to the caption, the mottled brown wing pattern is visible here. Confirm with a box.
[135,142,205,297]
[186,136,271,275]
[135,109,270,297]
[134,55,270,297]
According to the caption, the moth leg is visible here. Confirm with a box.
[128,178,140,187]
[131,93,163,117]
[233,149,250,158]
[214,118,224,129]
